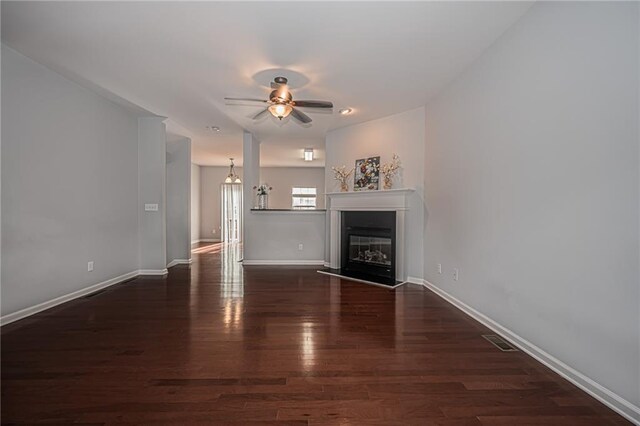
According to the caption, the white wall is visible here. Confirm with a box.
[424,2,639,420]
[191,163,200,244]
[259,167,325,210]
[1,45,140,315]
[325,107,426,279]
[166,138,191,264]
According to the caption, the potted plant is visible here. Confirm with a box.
[254,184,272,209]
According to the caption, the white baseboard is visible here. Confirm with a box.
[419,279,640,424]
[191,239,220,244]
[242,259,326,266]
[406,276,424,285]
[138,269,168,276]
[0,270,139,326]
[317,269,408,289]
[323,262,331,268]
[167,259,192,268]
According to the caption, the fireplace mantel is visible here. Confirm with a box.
[326,188,415,212]
[326,188,415,282]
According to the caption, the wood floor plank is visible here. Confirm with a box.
[1,243,631,425]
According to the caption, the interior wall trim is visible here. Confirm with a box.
[242,260,326,266]
[419,279,640,424]
[167,259,192,268]
[0,270,139,326]
[138,269,168,276]
[191,239,221,244]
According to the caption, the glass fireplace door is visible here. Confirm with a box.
[348,235,392,267]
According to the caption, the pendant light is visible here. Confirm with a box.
[224,158,241,184]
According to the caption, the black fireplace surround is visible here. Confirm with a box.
[341,211,396,281]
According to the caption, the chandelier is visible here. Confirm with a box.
[224,158,241,183]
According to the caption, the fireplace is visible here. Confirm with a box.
[323,188,413,286]
[341,211,396,281]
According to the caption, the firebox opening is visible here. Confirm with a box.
[340,211,396,282]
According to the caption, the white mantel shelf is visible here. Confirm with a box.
[326,188,415,212]
[326,187,415,281]
[325,188,415,197]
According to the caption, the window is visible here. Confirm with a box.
[292,187,317,210]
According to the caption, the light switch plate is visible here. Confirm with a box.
[144,204,159,211]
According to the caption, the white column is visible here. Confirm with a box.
[166,137,192,266]
[242,131,260,261]
[329,210,341,269]
[138,116,167,274]
[395,210,406,281]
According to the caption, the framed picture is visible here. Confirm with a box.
[354,156,380,191]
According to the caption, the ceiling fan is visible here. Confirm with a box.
[224,76,333,124]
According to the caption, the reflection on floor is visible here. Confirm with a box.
[0,242,630,424]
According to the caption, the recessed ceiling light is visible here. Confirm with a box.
[206,125,220,132]
[339,108,353,115]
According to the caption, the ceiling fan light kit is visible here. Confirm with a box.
[269,103,293,120]
[225,76,333,124]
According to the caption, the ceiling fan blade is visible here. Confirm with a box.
[224,97,268,103]
[252,108,270,120]
[291,107,312,124]
[292,100,333,108]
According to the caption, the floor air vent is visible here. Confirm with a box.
[482,334,518,352]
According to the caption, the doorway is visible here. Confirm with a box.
[221,183,242,242]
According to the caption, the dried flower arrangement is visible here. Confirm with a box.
[253,184,272,195]
[381,154,401,190]
[331,165,354,192]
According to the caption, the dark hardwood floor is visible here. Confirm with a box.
[1,243,630,425]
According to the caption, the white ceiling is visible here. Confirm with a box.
[1,1,532,167]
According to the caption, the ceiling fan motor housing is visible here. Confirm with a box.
[270,89,292,104]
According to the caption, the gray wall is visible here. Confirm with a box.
[166,138,191,263]
[1,45,140,315]
[424,2,639,417]
[325,107,426,279]
[190,163,200,243]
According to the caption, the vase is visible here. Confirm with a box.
[258,194,268,209]
[383,175,393,190]
[340,182,349,192]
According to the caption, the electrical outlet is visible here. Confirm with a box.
[453,268,459,281]
[88,261,94,272]
[437,263,442,274]
[212,229,216,235]
[298,244,304,251]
